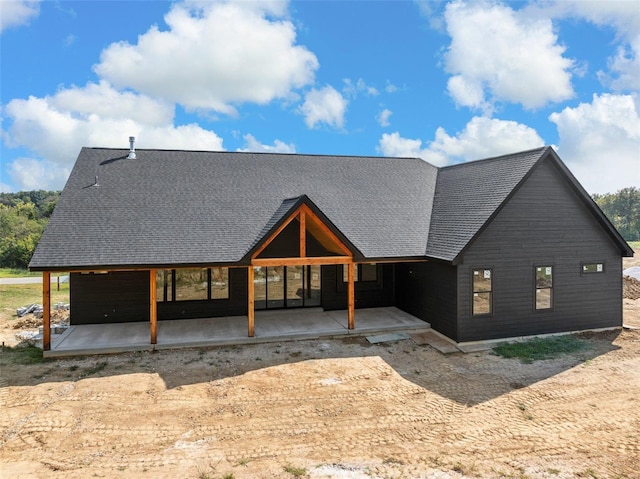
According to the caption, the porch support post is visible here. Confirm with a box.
[248,266,255,337]
[347,262,355,330]
[150,269,157,345]
[43,271,51,351]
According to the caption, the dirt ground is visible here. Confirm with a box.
[1,275,639,478]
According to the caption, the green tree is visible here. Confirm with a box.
[0,201,47,269]
[593,187,640,241]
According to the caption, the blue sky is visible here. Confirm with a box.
[1,0,638,194]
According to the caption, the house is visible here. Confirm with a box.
[29,143,633,351]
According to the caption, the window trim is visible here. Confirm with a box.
[471,267,493,317]
[581,262,605,275]
[534,265,554,311]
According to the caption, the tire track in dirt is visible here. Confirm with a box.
[0,382,75,449]
[1,331,639,478]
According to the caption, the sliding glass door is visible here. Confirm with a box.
[254,265,321,310]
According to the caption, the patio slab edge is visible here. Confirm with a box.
[43,325,433,358]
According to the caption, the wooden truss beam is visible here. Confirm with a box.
[252,256,352,267]
[299,208,306,258]
[248,201,356,338]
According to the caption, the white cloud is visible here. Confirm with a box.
[549,93,640,194]
[237,133,296,153]
[64,33,76,47]
[3,82,224,190]
[50,80,174,127]
[604,39,640,92]
[343,78,379,98]
[7,157,70,192]
[443,0,574,111]
[300,85,347,129]
[377,108,392,127]
[378,132,425,159]
[378,116,545,166]
[525,1,640,92]
[0,0,40,33]
[94,1,318,114]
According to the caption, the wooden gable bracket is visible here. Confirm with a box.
[247,202,355,337]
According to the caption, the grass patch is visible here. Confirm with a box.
[627,241,640,253]
[493,335,587,363]
[0,282,70,317]
[0,268,43,278]
[0,344,44,365]
[283,464,308,477]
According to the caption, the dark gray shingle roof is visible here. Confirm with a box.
[426,147,548,261]
[30,149,437,269]
[31,145,631,271]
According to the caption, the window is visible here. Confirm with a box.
[342,263,378,283]
[175,269,208,301]
[360,263,378,282]
[535,266,553,310]
[472,268,492,316]
[156,267,229,302]
[210,267,229,299]
[582,262,604,274]
[156,269,172,302]
[342,264,357,282]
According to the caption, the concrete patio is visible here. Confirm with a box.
[43,307,430,357]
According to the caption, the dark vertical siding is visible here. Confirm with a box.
[321,264,395,310]
[456,158,624,342]
[158,267,248,320]
[257,219,336,258]
[395,261,457,337]
[70,271,149,324]
[71,269,249,324]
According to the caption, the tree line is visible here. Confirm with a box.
[592,187,639,242]
[0,191,59,269]
[0,187,638,270]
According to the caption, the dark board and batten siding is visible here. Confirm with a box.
[70,271,150,324]
[394,261,457,339]
[321,264,395,310]
[455,158,623,342]
[157,268,248,320]
[71,269,248,325]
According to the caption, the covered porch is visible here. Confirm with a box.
[42,307,429,358]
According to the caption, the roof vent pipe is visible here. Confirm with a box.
[127,136,136,159]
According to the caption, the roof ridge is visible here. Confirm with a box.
[82,146,426,162]
[439,146,549,171]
